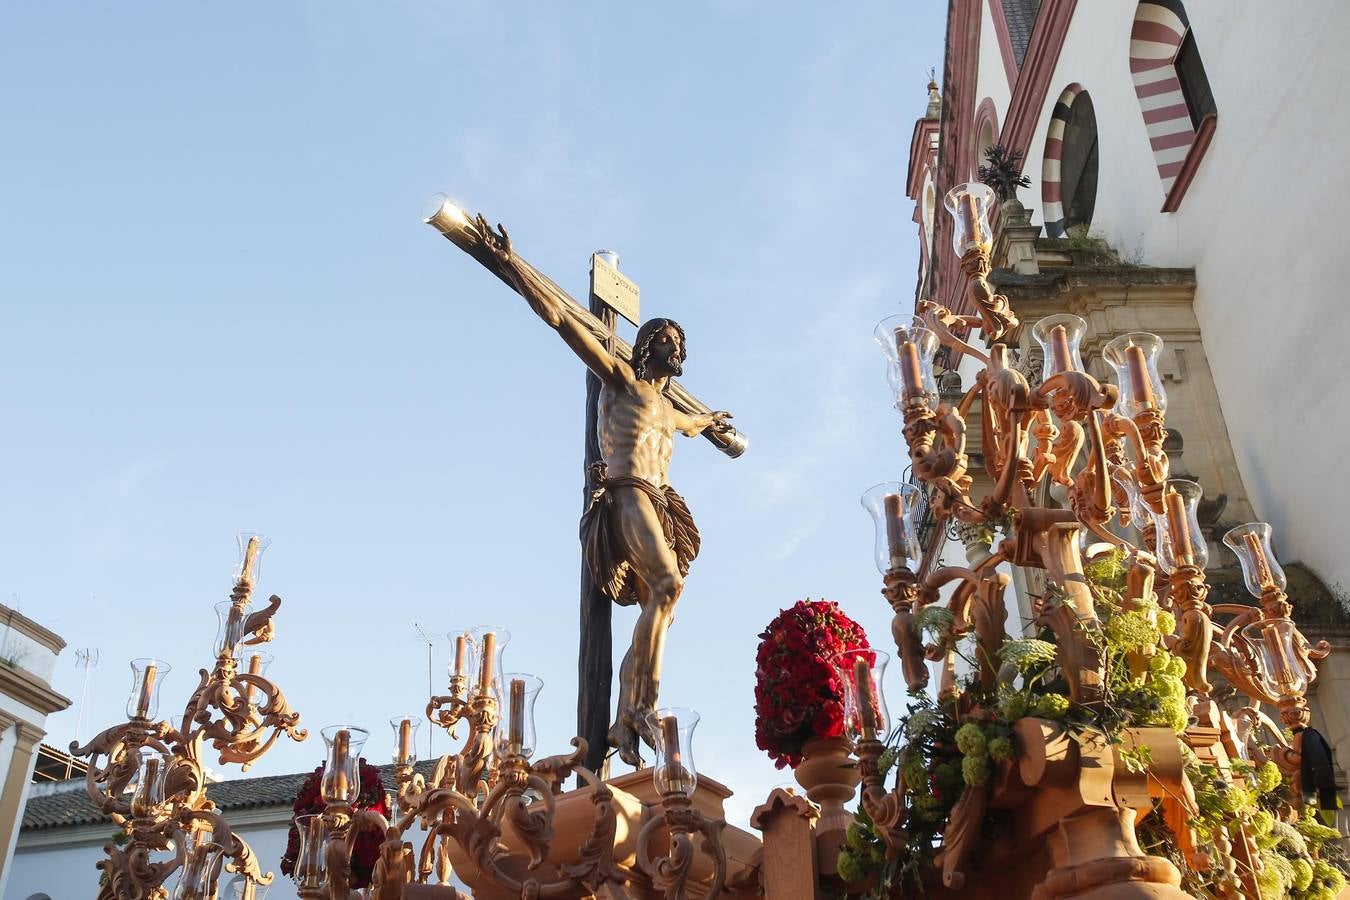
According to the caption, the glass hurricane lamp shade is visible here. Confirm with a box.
[860,482,923,574]
[231,532,270,586]
[173,830,225,900]
[836,649,890,742]
[234,650,273,706]
[225,876,270,900]
[493,674,543,759]
[469,625,512,701]
[1223,523,1287,597]
[292,813,329,889]
[447,629,477,689]
[214,600,250,659]
[1153,480,1208,574]
[944,181,995,254]
[1242,617,1315,699]
[1102,333,1168,416]
[391,715,423,766]
[319,725,369,805]
[653,707,700,798]
[130,745,169,818]
[873,315,940,409]
[127,657,172,720]
[1032,314,1088,379]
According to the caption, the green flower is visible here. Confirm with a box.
[955,723,987,757]
[1292,857,1314,892]
[1033,693,1070,719]
[1298,809,1343,842]
[999,691,1030,721]
[1105,610,1160,652]
[900,751,925,789]
[905,708,940,739]
[987,735,1014,762]
[915,605,955,643]
[845,823,870,852]
[1249,809,1274,838]
[836,849,865,883]
[1254,760,1282,794]
[961,754,990,787]
[999,638,1058,674]
[1156,610,1176,636]
[1271,819,1308,856]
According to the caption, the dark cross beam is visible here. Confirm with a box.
[425,197,746,774]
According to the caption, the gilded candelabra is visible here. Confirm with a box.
[846,181,1336,892]
[291,626,725,899]
[72,534,307,900]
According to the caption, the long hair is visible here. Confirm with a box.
[631,317,686,381]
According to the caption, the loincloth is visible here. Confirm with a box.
[580,471,700,607]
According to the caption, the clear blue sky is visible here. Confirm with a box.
[2,2,945,825]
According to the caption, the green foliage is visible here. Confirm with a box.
[841,544,1350,896]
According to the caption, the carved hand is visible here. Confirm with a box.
[474,214,513,264]
[708,411,734,433]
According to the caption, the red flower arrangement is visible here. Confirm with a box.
[279,759,391,888]
[754,599,871,769]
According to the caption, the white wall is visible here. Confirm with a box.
[1006,1,1350,596]
[9,808,296,900]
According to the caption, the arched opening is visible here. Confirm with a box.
[1130,0,1217,203]
[1059,91,1098,232]
[1041,84,1098,237]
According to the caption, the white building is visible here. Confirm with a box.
[906,0,1350,790]
[0,605,71,897]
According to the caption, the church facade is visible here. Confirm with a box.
[906,0,1350,814]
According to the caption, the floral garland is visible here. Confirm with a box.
[754,599,871,769]
[837,550,1349,896]
[279,759,392,888]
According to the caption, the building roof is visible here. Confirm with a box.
[22,760,437,833]
[1002,0,1042,67]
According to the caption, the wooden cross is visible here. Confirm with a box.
[426,196,746,773]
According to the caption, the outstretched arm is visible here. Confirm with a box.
[673,408,734,438]
[476,215,633,387]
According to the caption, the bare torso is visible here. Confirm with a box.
[598,380,675,485]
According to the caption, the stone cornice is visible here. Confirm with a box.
[0,604,66,654]
[0,662,72,716]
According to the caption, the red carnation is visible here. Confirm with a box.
[279,759,392,888]
[752,599,870,769]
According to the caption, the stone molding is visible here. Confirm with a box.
[0,605,65,655]
[0,664,72,717]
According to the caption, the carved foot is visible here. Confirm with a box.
[608,719,644,768]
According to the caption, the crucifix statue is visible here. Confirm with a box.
[424,197,746,769]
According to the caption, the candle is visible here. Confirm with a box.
[660,715,683,793]
[245,653,263,705]
[1163,490,1194,567]
[960,193,982,248]
[136,663,158,719]
[883,493,909,571]
[1049,324,1072,374]
[454,634,467,677]
[240,535,260,584]
[333,728,350,799]
[897,339,924,400]
[478,632,496,696]
[398,718,413,762]
[508,678,525,754]
[854,657,877,740]
[1124,344,1156,408]
[1244,531,1275,591]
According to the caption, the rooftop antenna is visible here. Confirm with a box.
[413,623,437,760]
[69,646,100,779]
